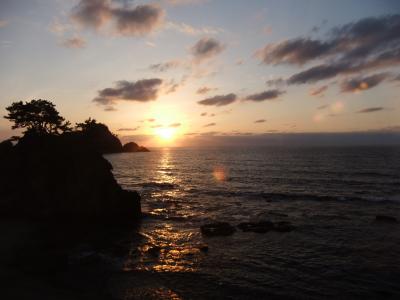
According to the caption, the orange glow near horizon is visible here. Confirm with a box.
[155,127,177,144]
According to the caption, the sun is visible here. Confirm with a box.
[155,127,175,141]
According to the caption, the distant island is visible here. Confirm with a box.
[0,99,147,222]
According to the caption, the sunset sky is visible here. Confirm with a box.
[0,0,399,146]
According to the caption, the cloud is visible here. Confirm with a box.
[266,78,285,87]
[197,93,237,106]
[164,80,180,94]
[258,15,400,85]
[49,19,71,35]
[0,20,9,28]
[61,37,86,48]
[317,104,329,110]
[104,106,117,111]
[256,38,332,65]
[71,0,112,29]
[200,112,207,116]
[340,73,389,93]
[113,4,165,36]
[191,37,225,63]
[117,127,140,131]
[203,122,216,127]
[357,107,385,113]
[149,60,181,72]
[151,124,162,128]
[196,86,217,94]
[147,118,156,122]
[71,1,164,36]
[93,78,162,105]
[254,119,266,123]
[373,125,400,132]
[287,63,349,84]
[245,89,285,102]
[165,0,208,5]
[169,122,181,127]
[309,85,328,97]
[166,21,221,35]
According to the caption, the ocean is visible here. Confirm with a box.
[105,146,400,299]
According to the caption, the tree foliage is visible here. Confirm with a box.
[75,117,99,132]
[4,99,71,135]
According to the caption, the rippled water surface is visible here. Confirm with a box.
[106,146,400,299]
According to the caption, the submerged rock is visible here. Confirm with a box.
[197,243,209,252]
[201,222,236,237]
[273,221,295,232]
[237,221,274,233]
[237,220,295,233]
[375,215,398,223]
[147,246,162,257]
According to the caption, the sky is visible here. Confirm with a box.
[0,0,399,147]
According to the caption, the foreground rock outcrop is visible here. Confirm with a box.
[0,132,141,222]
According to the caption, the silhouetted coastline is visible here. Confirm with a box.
[0,101,148,299]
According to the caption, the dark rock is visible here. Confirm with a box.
[76,122,123,154]
[0,139,13,155]
[273,221,295,232]
[147,246,161,257]
[237,221,274,233]
[0,133,141,222]
[70,252,104,266]
[73,121,149,154]
[200,222,236,237]
[122,142,150,153]
[375,215,398,223]
[198,243,209,252]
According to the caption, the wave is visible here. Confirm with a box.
[141,182,178,190]
[188,189,400,204]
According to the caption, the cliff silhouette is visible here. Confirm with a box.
[0,100,147,223]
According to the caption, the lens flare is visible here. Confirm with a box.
[213,166,228,182]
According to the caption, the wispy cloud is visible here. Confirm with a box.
[357,107,385,113]
[203,122,216,127]
[61,37,86,49]
[309,85,328,97]
[254,119,266,123]
[149,60,181,72]
[196,86,217,94]
[164,0,208,5]
[166,21,222,35]
[118,127,140,131]
[245,89,285,102]
[198,93,237,106]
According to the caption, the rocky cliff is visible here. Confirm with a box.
[0,132,141,222]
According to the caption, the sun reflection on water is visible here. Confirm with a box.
[127,223,203,273]
[125,149,206,274]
